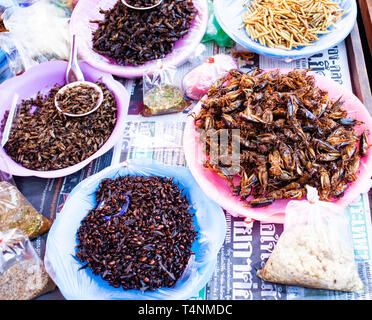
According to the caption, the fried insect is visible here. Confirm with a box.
[194,68,369,207]
[359,131,370,157]
[241,0,347,50]
[91,0,196,66]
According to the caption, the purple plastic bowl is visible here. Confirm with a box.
[0,60,129,178]
[69,0,209,79]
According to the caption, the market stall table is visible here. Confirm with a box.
[358,0,372,57]
[0,0,371,301]
[30,22,372,300]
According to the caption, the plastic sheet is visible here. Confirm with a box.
[44,159,226,300]
[0,34,22,79]
[0,0,70,73]
[0,49,14,84]
[256,186,364,292]
[0,0,21,83]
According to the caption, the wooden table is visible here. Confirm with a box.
[345,9,372,218]
[358,0,372,57]
[346,20,372,113]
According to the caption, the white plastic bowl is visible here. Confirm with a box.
[214,0,357,60]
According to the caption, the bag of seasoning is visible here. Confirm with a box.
[256,186,364,292]
[141,62,187,117]
[182,54,238,101]
[0,168,52,239]
[0,228,55,300]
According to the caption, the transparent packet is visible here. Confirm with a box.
[257,185,364,292]
[0,156,55,299]
[0,228,55,300]
[201,0,233,48]
[141,61,187,117]
[0,154,52,240]
[182,53,238,101]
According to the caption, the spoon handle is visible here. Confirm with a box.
[1,93,19,147]
[66,34,84,84]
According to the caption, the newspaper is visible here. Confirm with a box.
[259,41,352,90]
[11,39,372,300]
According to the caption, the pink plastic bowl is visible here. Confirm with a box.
[0,60,129,178]
[69,0,209,79]
[183,69,372,224]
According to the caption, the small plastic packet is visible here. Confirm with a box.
[182,54,238,101]
[201,0,233,48]
[141,61,187,117]
[256,185,364,292]
[0,159,52,240]
[0,228,55,300]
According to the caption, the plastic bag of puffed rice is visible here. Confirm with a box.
[0,228,55,300]
[256,185,364,292]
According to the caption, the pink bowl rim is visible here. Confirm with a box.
[69,0,209,79]
[0,60,129,179]
[183,68,372,224]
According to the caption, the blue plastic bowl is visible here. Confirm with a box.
[214,0,357,60]
[44,159,226,300]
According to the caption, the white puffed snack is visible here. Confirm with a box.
[257,186,364,292]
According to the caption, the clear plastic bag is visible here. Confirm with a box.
[0,158,52,239]
[141,61,187,117]
[0,33,23,80]
[182,54,238,101]
[0,0,70,74]
[0,228,55,300]
[257,185,364,292]
[44,159,226,300]
[201,0,233,48]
